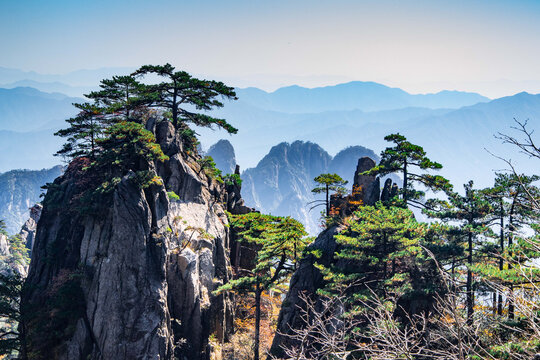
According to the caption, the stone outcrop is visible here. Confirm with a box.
[19,203,42,253]
[271,157,399,357]
[329,157,382,217]
[270,225,343,356]
[21,119,247,360]
[352,157,380,206]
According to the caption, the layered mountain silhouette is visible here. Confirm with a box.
[236,81,489,113]
[1,73,538,190]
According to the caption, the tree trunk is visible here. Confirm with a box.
[254,282,261,360]
[466,230,474,324]
[325,184,330,216]
[509,207,516,319]
[498,213,504,316]
[125,85,130,121]
[172,90,178,128]
[403,161,408,206]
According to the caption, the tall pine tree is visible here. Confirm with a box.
[425,181,492,323]
[364,133,451,208]
[215,212,308,360]
[132,64,238,133]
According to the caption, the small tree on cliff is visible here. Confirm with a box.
[54,103,107,160]
[215,212,308,360]
[131,63,238,133]
[310,173,348,216]
[93,121,169,187]
[364,133,451,208]
[478,173,540,318]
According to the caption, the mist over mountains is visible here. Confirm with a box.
[1,67,539,191]
[236,81,489,113]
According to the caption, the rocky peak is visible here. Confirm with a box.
[352,157,380,206]
[206,139,237,175]
[20,118,246,360]
[19,203,42,252]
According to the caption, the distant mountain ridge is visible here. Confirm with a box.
[0,80,94,98]
[0,87,81,132]
[0,66,134,87]
[235,81,489,113]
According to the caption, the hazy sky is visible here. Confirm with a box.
[2,0,540,97]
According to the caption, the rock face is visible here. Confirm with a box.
[19,203,42,253]
[206,139,237,175]
[270,226,343,357]
[21,120,241,360]
[352,157,380,206]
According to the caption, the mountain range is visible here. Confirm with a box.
[1,69,539,191]
[235,82,489,113]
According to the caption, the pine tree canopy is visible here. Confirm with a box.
[131,63,238,133]
[216,212,308,294]
[364,133,451,207]
[54,102,107,159]
[86,75,148,122]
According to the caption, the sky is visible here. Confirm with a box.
[2,0,540,98]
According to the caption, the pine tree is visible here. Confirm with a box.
[480,173,540,318]
[54,103,107,159]
[310,173,348,216]
[0,272,23,357]
[424,181,492,323]
[132,64,238,133]
[86,75,148,122]
[215,212,308,360]
[364,133,451,208]
[320,203,443,312]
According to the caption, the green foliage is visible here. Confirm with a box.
[319,203,442,313]
[311,173,348,217]
[7,235,30,268]
[424,180,493,321]
[223,173,242,186]
[54,102,107,159]
[167,191,180,201]
[88,121,168,192]
[0,272,23,357]
[364,133,452,207]
[132,63,238,133]
[179,127,199,152]
[86,75,149,122]
[311,173,348,195]
[197,156,222,180]
[0,220,30,272]
[95,121,168,171]
[216,212,309,295]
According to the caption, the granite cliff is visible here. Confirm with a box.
[20,120,248,360]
